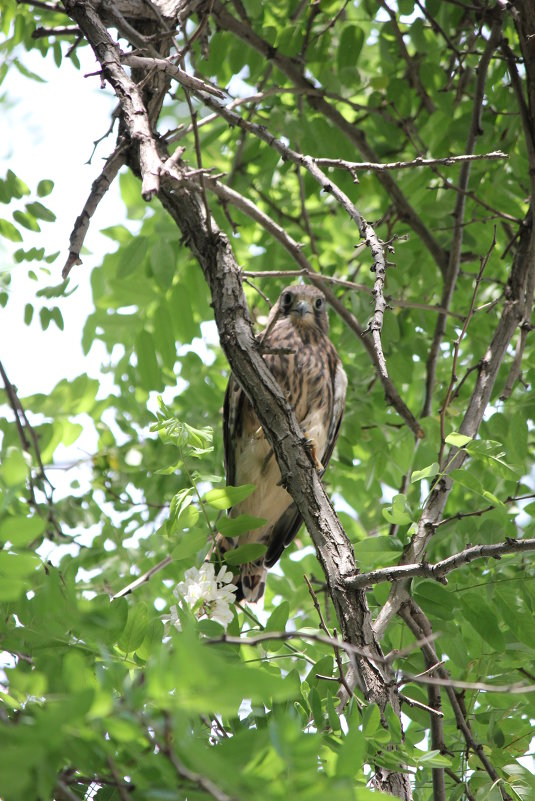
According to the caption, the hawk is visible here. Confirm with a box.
[218,284,347,602]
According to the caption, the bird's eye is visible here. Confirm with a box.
[314,297,324,310]
[281,291,292,308]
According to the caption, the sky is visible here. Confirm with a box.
[0,43,123,397]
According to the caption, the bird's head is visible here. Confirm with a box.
[277,285,329,335]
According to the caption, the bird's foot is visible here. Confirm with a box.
[253,425,264,440]
[303,432,324,471]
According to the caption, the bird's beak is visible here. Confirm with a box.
[294,300,312,317]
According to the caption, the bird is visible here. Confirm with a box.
[217,284,347,602]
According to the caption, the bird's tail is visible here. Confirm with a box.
[210,534,267,603]
[239,560,267,603]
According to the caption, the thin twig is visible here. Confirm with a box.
[113,555,173,599]
[304,574,358,706]
[399,693,444,718]
[147,714,238,801]
[421,13,505,417]
[106,758,131,801]
[32,25,79,38]
[436,493,535,528]
[243,268,466,319]
[438,229,496,466]
[344,537,535,590]
[312,150,508,172]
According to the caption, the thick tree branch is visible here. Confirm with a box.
[63,0,161,201]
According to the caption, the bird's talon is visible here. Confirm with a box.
[303,432,324,471]
[253,426,264,440]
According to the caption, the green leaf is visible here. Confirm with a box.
[13,209,40,231]
[461,592,505,651]
[217,514,267,538]
[172,528,208,560]
[0,217,22,241]
[410,462,439,483]
[337,25,365,70]
[445,432,472,448]
[223,543,267,566]
[0,447,29,487]
[136,618,164,661]
[204,484,256,510]
[37,179,54,197]
[362,704,382,738]
[265,600,290,632]
[382,493,413,525]
[135,330,161,391]
[118,602,149,654]
[0,551,41,577]
[0,515,46,546]
[337,721,367,777]
[25,201,56,222]
[416,750,452,767]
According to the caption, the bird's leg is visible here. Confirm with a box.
[303,432,324,472]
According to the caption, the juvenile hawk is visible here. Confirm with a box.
[219,284,347,602]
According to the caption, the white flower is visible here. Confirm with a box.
[168,563,237,630]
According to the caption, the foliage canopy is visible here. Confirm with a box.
[1,1,535,800]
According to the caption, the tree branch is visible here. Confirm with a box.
[422,10,505,417]
[401,600,513,801]
[121,53,225,98]
[373,200,535,640]
[211,0,449,275]
[62,144,126,279]
[63,1,161,201]
[345,537,535,589]
[312,150,508,173]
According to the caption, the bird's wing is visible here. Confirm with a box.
[264,503,302,567]
[321,360,348,472]
[223,373,243,488]
[265,359,347,567]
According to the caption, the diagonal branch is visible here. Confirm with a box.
[377,0,435,114]
[401,600,513,801]
[62,144,126,279]
[422,10,505,417]
[374,203,535,640]
[211,0,448,275]
[63,0,162,201]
